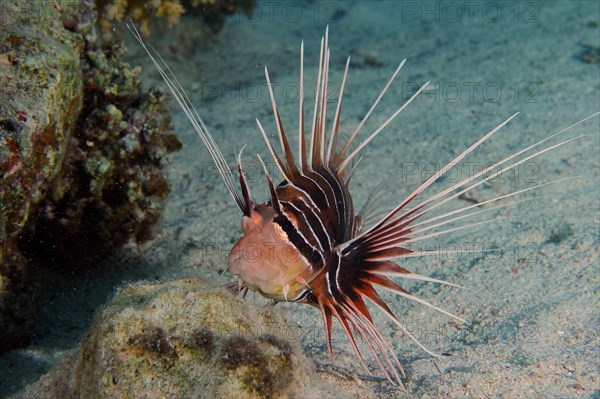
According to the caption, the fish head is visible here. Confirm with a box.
[227,203,311,302]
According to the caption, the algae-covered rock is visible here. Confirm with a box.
[0,0,180,350]
[0,0,84,350]
[19,40,181,264]
[22,279,345,399]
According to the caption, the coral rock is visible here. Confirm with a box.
[96,0,256,39]
[0,0,84,350]
[22,278,345,399]
[0,0,180,350]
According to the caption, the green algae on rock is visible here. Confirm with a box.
[22,279,346,399]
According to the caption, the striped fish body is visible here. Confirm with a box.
[228,166,355,302]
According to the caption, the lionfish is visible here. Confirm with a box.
[129,25,598,386]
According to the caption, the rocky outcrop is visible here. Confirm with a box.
[22,279,346,399]
[0,0,85,350]
[0,0,180,350]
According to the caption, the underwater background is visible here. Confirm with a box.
[1,0,599,397]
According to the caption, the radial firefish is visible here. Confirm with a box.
[130,25,598,386]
